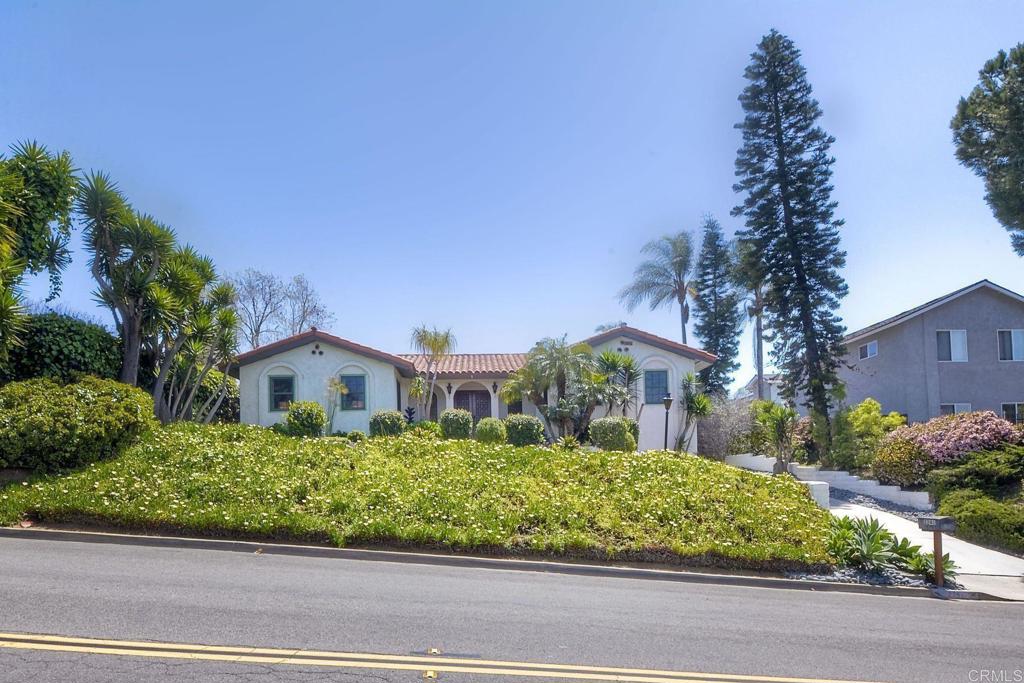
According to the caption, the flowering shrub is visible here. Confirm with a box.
[872,436,933,487]
[0,376,156,472]
[884,411,1019,465]
[0,423,831,568]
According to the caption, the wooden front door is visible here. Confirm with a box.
[454,390,492,422]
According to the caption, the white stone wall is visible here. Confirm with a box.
[239,342,401,433]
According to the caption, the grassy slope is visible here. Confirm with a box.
[0,424,830,569]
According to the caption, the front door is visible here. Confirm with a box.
[454,390,492,422]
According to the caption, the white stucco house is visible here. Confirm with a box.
[235,324,716,451]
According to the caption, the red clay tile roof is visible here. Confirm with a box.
[582,325,717,366]
[235,329,417,376]
[235,325,716,378]
[399,353,527,378]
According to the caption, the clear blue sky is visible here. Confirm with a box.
[2,1,1022,390]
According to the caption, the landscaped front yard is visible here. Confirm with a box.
[0,423,831,569]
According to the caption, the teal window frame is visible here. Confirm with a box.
[268,375,294,412]
[644,370,669,405]
[338,374,367,411]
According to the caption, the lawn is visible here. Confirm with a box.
[0,423,831,569]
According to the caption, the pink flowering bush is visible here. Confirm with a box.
[874,411,1022,486]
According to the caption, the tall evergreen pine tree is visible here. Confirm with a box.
[693,216,743,396]
[732,30,848,423]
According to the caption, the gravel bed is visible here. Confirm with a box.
[785,567,960,589]
[828,487,929,521]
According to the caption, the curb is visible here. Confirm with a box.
[0,526,1007,601]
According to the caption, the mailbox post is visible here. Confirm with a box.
[917,515,956,587]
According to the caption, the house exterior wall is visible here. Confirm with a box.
[587,335,700,451]
[840,286,1024,423]
[239,332,704,450]
[239,341,401,433]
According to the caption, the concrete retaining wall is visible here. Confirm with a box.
[724,453,934,511]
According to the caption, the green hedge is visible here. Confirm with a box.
[475,417,506,444]
[369,410,405,437]
[938,489,1024,554]
[589,417,637,452]
[440,409,473,439]
[283,401,327,438]
[927,446,1024,503]
[0,312,120,384]
[0,376,155,472]
[505,414,545,446]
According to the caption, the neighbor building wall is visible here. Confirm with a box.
[840,286,1024,423]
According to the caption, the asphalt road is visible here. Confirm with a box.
[0,535,1020,683]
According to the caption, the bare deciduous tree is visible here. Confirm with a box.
[230,269,285,350]
[278,274,335,336]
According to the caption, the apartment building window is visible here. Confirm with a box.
[939,403,972,416]
[997,330,1024,361]
[858,340,878,360]
[936,330,968,362]
[1002,403,1024,424]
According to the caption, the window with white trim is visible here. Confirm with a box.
[939,403,972,416]
[858,340,878,360]
[1002,403,1024,424]
[997,330,1024,361]
[936,330,968,362]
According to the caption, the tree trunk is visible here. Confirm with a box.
[755,303,765,401]
[678,293,688,344]
[119,317,142,386]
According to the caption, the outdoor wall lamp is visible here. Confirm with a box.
[662,394,673,450]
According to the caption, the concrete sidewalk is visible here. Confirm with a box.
[831,500,1024,600]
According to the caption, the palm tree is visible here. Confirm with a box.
[77,172,176,385]
[619,232,697,344]
[410,325,456,420]
[677,372,712,452]
[732,239,767,400]
[754,401,798,475]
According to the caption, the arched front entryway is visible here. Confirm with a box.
[453,381,492,422]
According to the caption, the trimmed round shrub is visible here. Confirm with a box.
[872,436,932,486]
[347,430,367,443]
[440,409,473,439]
[938,489,1024,554]
[589,416,637,452]
[0,312,120,384]
[283,401,327,438]
[0,376,156,472]
[406,420,442,439]
[475,417,506,444]
[369,410,405,437]
[505,414,545,446]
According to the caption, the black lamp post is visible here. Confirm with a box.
[662,394,673,450]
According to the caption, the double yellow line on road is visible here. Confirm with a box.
[0,632,882,683]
